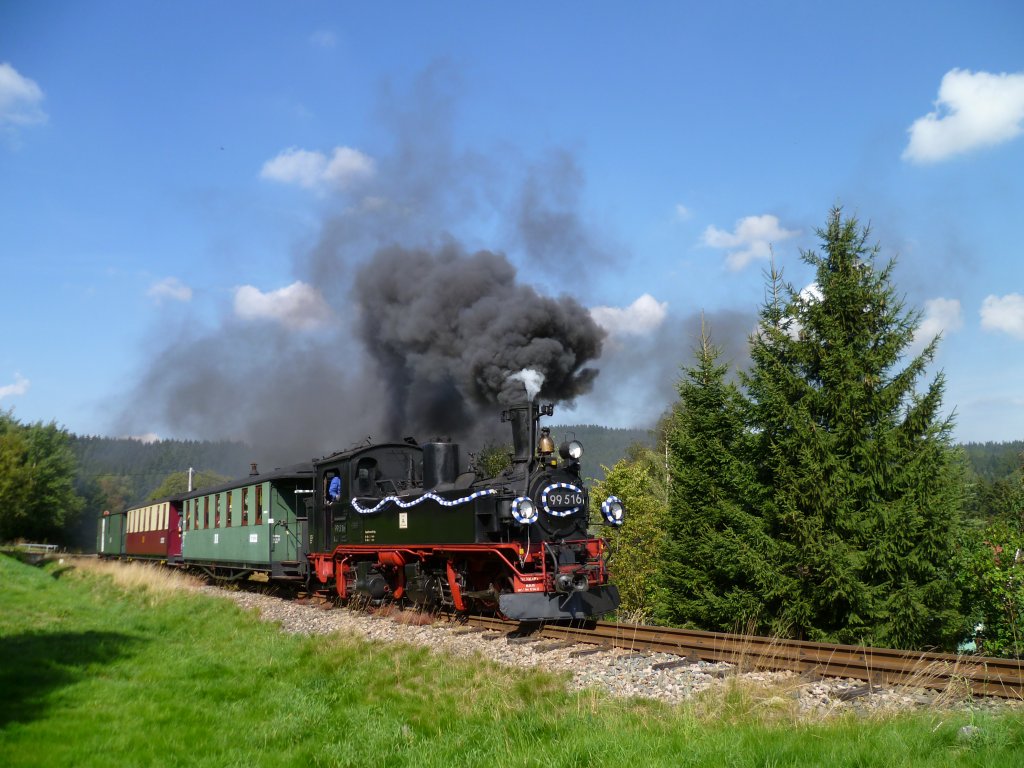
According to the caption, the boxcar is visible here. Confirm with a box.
[180,464,315,579]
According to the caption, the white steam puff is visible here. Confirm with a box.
[508,369,545,401]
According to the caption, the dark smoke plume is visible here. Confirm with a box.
[112,67,612,466]
[354,242,604,436]
[510,149,616,273]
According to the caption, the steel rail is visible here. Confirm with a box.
[464,615,1024,698]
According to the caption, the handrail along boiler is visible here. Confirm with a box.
[308,402,625,620]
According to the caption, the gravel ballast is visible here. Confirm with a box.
[202,586,1020,717]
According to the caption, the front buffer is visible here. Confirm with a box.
[498,584,620,621]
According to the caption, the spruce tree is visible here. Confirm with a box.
[658,321,776,632]
[743,208,966,648]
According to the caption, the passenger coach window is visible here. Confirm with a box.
[241,488,249,526]
[255,486,263,526]
[215,495,221,528]
[185,500,190,530]
[204,497,209,528]
[226,492,233,527]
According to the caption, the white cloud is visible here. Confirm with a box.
[147,277,192,302]
[674,203,692,220]
[702,214,799,271]
[0,62,47,127]
[799,282,823,305]
[903,69,1024,163]
[777,282,823,339]
[981,293,1024,339]
[260,146,375,190]
[0,372,30,399]
[234,281,333,331]
[917,297,963,342]
[590,293,668,337]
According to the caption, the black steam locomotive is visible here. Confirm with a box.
[99,400,624,621]
[308,401,624,620]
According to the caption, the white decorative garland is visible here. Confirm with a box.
[350,488,497,515]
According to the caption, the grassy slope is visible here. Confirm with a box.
[1,555,1022,768]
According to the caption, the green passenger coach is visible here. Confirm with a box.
[180,464,315,580]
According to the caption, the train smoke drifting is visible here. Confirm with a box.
[114,69,613,463]
[354,243,603,437]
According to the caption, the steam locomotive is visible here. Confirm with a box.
[98,401,625,621]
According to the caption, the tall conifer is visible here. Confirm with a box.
[658,320,776,631]
[743,208,966,648]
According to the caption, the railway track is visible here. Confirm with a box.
[463,616,1024,699]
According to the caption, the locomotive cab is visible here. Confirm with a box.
[314,443,424,551]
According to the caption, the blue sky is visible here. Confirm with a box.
[2,1,1024,448]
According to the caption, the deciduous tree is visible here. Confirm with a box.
[147,470,229,500]
[0,410,83,543]
[592,445,668,624]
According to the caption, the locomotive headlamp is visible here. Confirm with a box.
[559,440,584,460]
[600,496,625,526]
[511,496,539,525]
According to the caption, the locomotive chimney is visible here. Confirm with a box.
[505,403,534,466]
[502,401,553,468]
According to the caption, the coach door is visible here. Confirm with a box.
[168,502,183,559]
[269,483,297,562]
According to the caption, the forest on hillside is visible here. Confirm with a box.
[961,441,1024,481]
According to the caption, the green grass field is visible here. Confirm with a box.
[1,554,1022,767]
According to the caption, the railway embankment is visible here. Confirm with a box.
[206,585,1022,717]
